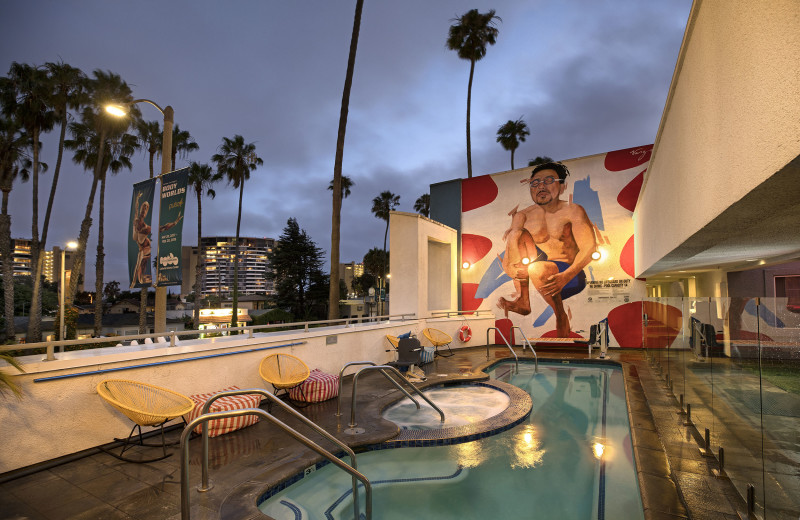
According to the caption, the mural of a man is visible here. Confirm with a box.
[498,162,596,336]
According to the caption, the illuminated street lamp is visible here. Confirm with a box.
[59,241,79,341]
[106,99,174,333]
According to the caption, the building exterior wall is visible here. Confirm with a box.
[635,0,800,276]
[390,211,458,317]
[200,236,275,297]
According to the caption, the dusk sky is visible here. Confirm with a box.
[1,1,692,288]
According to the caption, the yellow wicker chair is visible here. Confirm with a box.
[423,328,454,357]
[386,335,400,350]
[259,353,311,406]
[96,379,195,462]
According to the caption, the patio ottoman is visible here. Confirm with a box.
[184,386,262,437]
[289,369,339,403]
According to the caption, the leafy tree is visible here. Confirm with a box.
[211,135,262,330]
[528,156,554,167]
[363,247,388,278]
[268,218,326,320]
[447,9,500,178]
[414,193,430,217]
[103,280,121,303]
[135,119,161,179]
[187,161,216,329]
[329,0,365,322]
[351,272,376,297]
[496,117,529,170]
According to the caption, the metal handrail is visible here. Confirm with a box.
[347,365,445,431]
[486,327,519,372]
[429,309,493,318]
[512,326,538,372]
[336,361,420,417]
[180,408,372,520]
[2,312,418,359]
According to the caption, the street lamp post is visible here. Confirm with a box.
[106,99,173,334]
[59,241,78,341]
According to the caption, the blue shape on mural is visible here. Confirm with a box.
[573,176,604,231]
[588,265,595,281]
[533,306,554,327]
[475,253,512,298]
[744,299,785,328]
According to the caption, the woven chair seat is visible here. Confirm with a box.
[423,328,452,347]
[259,353,310,391]
[97,379,195,427]
[386,335,400,349]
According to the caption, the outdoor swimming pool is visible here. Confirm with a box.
[258,360,643,519]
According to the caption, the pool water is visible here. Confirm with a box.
[259,361,644,520]
[381,384,511,429]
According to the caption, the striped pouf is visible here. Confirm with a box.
[289,369,339,403]
[184,386,262,437]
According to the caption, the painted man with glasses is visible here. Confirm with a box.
[498,162,597,336]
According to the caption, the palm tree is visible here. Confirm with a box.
[5,62,56,342]
[136,119,161,179]
[446,9,501,178]
[64,70,138,308]
[0,113,30,342]
[371,190,400,309]
[187,161,216,329]
[496,117,530,170]
[211,135,262,330]
[414,193,430,217]
[329,0,365,320]
[170,124,198,170]
[92,133,138,335]
[327,174,354,199]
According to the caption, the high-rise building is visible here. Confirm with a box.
[0,240,83,290]
[190,236,276,298]
[339,262,364,296]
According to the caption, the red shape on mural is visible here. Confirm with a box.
[462,234,493,265]
[462,175,499,212]
[617,169,645,212]
[461,283,482,313]
[494,318,515,345]
[604,144,653,172]
[608,301,682,348]
[620,235,635,278]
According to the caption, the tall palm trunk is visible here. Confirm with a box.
[231,181,243,330]
[93,172,106,336]
[329,0,364,320]
[66,131,107,306]
[27,127,43,341]
[193,190,203,329]
[31,114,71,342]
[0,190,13,341]
[466,59,475,178]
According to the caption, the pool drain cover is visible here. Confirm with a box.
[344,427,365,435]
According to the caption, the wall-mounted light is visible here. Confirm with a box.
[591,251,601,261]
[462,261,471,269]
[521,257,531,265]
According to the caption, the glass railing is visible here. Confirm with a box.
[642,297,800,519]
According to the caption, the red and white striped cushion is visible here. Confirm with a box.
[289,369,339,403]
[184,386,262,437]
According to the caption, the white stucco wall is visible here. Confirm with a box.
[389,211,458,317]
[0,315,494,472]
[635,0,800,275]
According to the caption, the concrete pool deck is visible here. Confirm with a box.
[0,347,753,519]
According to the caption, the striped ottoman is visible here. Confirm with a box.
[289,369,339,403]
[184,386,262,437]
